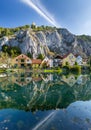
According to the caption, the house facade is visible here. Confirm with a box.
[12,54,32,68]
[62,53,76,66]
[76,56,83,65]
[53,55,62,67]
[41,57,53,68]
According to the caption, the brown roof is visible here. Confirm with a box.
[32,77,42,81]
[32,59,42,64]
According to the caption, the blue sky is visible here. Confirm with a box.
[0,0,91,35]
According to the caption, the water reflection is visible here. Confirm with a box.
[0,73,91,130]
[0,73,90,110]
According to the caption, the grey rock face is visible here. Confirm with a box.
[0,28,91,58]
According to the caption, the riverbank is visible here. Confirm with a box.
[0,65,90,74]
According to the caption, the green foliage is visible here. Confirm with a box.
[70,65,81,74]
[0,25,56,37]
[89,56,91,66]
[42,62,49,69]
[0,25,30,37]
[27,52,33,58]
[77,35,91,42]
[75,62,78,65]
[32,25,56,31]
[37,54,44,60]
[2,45,21,57]
[31,24,36,29]
[66,61,69,66]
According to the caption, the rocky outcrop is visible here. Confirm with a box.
[0,27,91,58]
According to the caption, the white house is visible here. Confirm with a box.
[76,56,82,65]
[41,57,53,68]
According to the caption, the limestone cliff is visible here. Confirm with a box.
[0,27,91,58]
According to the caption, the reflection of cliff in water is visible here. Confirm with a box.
[0,73,91,111]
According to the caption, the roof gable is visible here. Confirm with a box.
[14,54,31,60]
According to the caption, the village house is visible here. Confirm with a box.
[12,54,32,68]
[62,53,76,66]
[76,55,83,65]
[41,57,53,68]
[82,58,89,65]
[32,59,42,68]
[53,55,63,67]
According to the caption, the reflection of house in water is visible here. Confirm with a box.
[76,75,89,85]
[41,74,53,82]
[0,73,91,111]
[32,74,42,82]
[61,75,77,87]
[62,74,89,87]
[11,74,32,86]
[11,73,54,86]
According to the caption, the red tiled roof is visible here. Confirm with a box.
[32,59,42,64]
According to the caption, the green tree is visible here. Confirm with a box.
[10,47,21,57]
[66,61,69,66]
[37,54,44,60]
[27,52,33,58]
[75,62,78,65]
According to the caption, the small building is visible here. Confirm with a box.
[32,59,42,68]
[61,75,77,87]
[53,55,63,67]
[41,57,53,68]
[83,58,89,65]
[76,56,83,65]
[12,54,32,68]
[62,53,76,66]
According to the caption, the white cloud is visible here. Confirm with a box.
[20,0,60,27]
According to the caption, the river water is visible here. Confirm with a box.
[0,73,91,130]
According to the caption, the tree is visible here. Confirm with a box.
[66,61,69,66]
[31,23,36,29]
[2,45,21,57]
[10,47,21,57]
[89,56,91,66]
[37,54,44,60]
[27,52,33,58]
[75,62,78,65]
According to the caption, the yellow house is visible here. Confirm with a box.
[12,54,32,68]
[62,53,76,66]
[61,75,77,87]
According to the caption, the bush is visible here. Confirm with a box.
[2,45,21,57]
[0,25,30,37]
[37,54,44,60]
[70,65,81,73]
[27,52,33,58]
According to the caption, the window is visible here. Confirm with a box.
[69,55,73,59]
[21,59,25,62]
[27,64,30,66]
